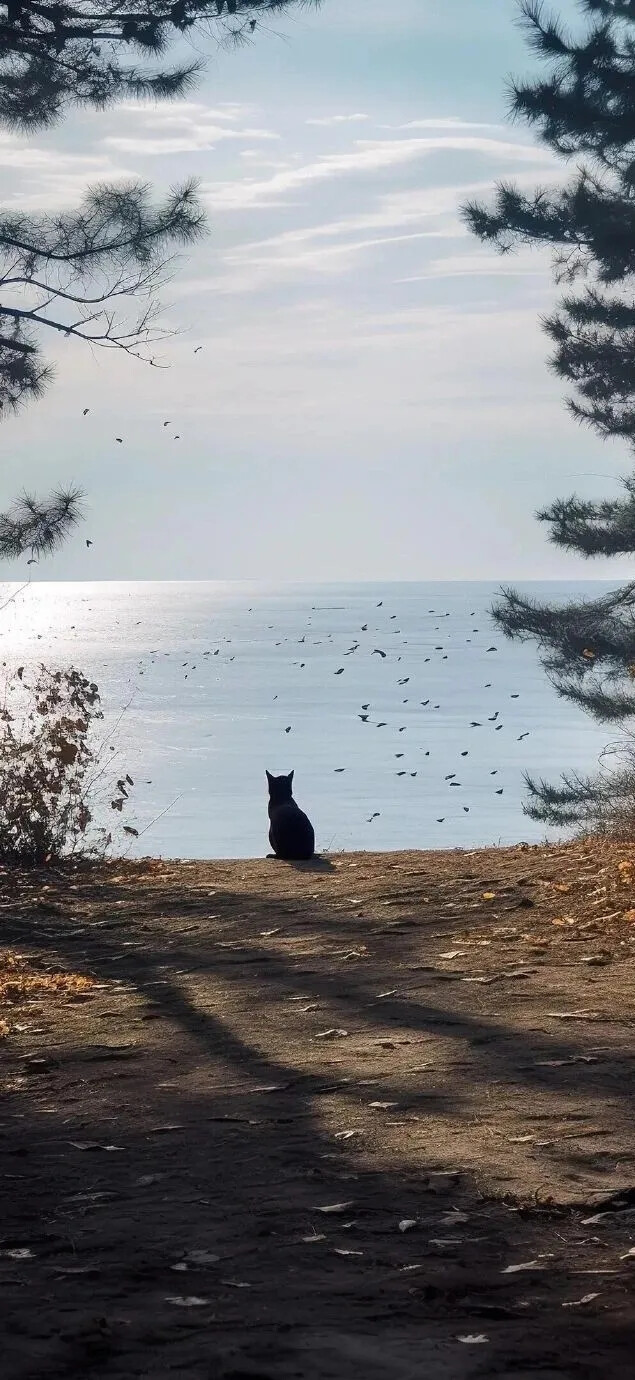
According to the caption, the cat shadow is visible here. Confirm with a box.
[266,854,336,872]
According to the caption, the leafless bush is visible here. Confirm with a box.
[0,663,136,866]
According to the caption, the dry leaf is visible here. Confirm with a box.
[302,1233,326,1243]
[316,1202,354,1215]
[482,892,496,901]
[369,1101,398,1110]
[438,950,467,960]
[458,1335,489,1344]
[399,1219,417,1233]
[563,1293,599,1307]
[546,1010,600,1020]
[333,1248,363,1256]
[68,1141,124,1152]
[502,1260,546,1274]
[508,1135,534,1143]
[314,1028,348,1040]
[166,1296,209,1307]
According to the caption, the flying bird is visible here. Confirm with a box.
[361,624,368,631]
[86,539,92,548]
[194,346,203,354]
[376,721,387,727]
[436,818,445,823]
[486,646,497,652]
[510,693,519,698]
[361,703,370,710]
[367,812,380,822]
[163,421,172,427]
[495,788,504,794]
[334,768,345,773]
[372,648,386,657]
[358,713,370,722]
[82,408,89,416]
[285,726,292,733]
[334,668,344,675]
[517,732,530,740]
[115,437,123,443]
[396,770,406,776]
[461,750,468,757]
[421,699,430,706]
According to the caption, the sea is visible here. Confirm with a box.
[0,580,614,860]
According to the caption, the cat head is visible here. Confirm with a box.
[266,769,294,803]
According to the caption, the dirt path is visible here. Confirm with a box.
[1,840,635,1378]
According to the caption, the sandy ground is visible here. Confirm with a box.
[1,839,635,1378]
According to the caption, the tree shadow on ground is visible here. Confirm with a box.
[0,862,634,1379]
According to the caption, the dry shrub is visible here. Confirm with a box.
[0,663,136,866]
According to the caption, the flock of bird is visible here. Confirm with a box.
[61,415,534,835]
[91,594,536,835]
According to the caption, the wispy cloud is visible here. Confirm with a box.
[202,129,555,211]
[306,112,370,126]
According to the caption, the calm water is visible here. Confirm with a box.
[0,580,613,858]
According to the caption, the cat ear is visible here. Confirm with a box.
[266,770,273,785]
[288,769,294,784]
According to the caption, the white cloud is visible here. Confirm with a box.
[202,131,555,210]
[306,113,370,126]
[104,126,279,156]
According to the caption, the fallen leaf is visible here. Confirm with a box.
[333,1248,363,1257]
[369,1101,398,1110]
[458,1335,489,1344]
[1,1247,33,1259]
[399,1219,417,1233]
[316,1201,354,1215]
[482,892,496,901]
[502,1261,546,1274]
[545,1011,601,1020]
[165,1296,209,1307]
[302,1233,326,1243]
[508,1135,534,1143]
[68,1141,124,1152]
[563,1292,599,1307]
[314,1028,349,1040]
[438,950,467,960]
[334,1130,360,1140]
[620,1247,635,1260]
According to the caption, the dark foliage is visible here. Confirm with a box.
[0,1,316,131]
[466,1,635,829]
[0,486,81,556]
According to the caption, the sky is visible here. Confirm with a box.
[0,0,631,583]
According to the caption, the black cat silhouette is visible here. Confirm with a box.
[266,770,315,861]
